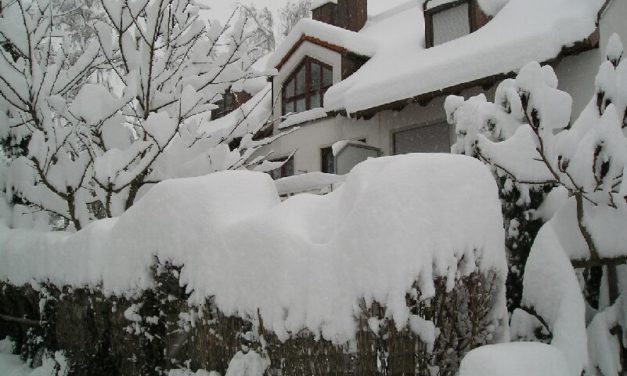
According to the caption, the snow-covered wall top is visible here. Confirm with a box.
[266,19,377,69]
[0,154,506,344]
[320,0,603,114]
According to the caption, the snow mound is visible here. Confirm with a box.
[459,342,570,376]
[0,154,506,344]
[519,224,588,375]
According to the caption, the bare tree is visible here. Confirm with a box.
[0,0,283,231]
[279,0,311,38]
[239,4,275,60]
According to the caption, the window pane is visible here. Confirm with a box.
[284,100,294,114]
[311,63,321,90]
[296,98,306,112]
[393,123,451,154]
[321,146,334,174]
[310,93,321,108]
[285,79,295,97]
[322,66,333,87]
[432,3,470,46]
[296,67,306,95]
[282,158,294,177]
[269,157,294,180]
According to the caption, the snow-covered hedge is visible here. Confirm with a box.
[0,154,507,375]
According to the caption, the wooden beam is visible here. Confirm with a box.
[0,313,43,326]
[572,255,627,269]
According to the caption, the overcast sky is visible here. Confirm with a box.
[202,0,411,29]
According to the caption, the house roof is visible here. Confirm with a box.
[267,18,377,70]
[269,0,606,118]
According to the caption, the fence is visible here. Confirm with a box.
[0,260,502,376]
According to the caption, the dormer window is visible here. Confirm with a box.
[282,57,333,115]
[424,0,489,48]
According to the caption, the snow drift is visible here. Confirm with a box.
[0,154,507,344]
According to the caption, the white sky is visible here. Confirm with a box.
[201,0,412,29]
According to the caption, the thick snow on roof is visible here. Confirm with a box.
[323,0,604,114]
[267,19,377,69]
[278,108,328,129]
[0,154,506,344]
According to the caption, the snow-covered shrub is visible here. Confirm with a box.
[447,34,627,375]
[0,0,280,231]
[446,89,553,313]
[0,154,509,375]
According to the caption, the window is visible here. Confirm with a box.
[423,0,489,48]
[432,2,470,46]
[321,146,335,174]
[282,57,333,115]
[269,156,294,180]
[393,123,452,155]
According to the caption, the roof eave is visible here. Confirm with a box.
[349,29,600,120]
[274,34,372,70]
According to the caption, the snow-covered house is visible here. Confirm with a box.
[259,0,627,182]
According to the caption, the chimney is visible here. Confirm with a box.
[312,0,367,32]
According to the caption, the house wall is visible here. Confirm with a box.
[599,0,627,56]
[554,49,599,118]
[265,115,379,174]
[336,146,380,175]
[263,85,488,174]
[555,0,627,118]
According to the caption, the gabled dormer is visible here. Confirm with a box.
[267,1,375,121]
[423,0,489,48]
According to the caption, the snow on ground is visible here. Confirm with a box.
[323,0,604,114]
[0,154,506,344]
[0,338,68,376]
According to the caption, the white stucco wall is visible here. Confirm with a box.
[554,49,599,118]
[336,145,380,175]
[599,0,627,57]
[556,0,627,118]
[261,85,486,174]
